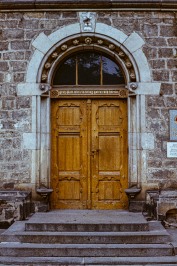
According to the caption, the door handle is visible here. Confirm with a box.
[90,149,100,157]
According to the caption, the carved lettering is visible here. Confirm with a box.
[50,89,128,98]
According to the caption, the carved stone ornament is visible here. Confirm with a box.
[61,44,68,51]
[125,60,132,69]
[79,12,96,32]
[41,73,48,81]
[39,83,50,91]
[45,62,51,69]
[85,37,92,45]
[118,51,125,58]
[97,39,103,45]
[130,72,136,80]
[109,44,115,50]
[73,39,79,45]
[129,83,138,90]
[51,52,58,58]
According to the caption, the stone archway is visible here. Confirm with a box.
[17,21,161,203]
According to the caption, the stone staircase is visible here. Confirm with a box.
[0,210,177,265]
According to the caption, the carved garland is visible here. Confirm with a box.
[40,35,137,84]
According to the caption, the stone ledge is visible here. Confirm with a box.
[0,191,32,228]
[0,1,177,11]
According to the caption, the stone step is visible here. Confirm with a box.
[0,243,173,257]
[0,230,170,244]
[24,211,149,232]
[25,222,149,232]
[1,256,177,265]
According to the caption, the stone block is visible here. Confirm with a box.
[3,183,15,190]
[146,37,167,46]
[134,82,161,95]
[150,59,165,69]
[0,73,4,82]
[148,159,162,168]
[129,201,144,212]
[13,73,25,83]
[0,42,8,51]
[0,111,9,119]
[2,96,16,110]
[0,190,32,226]
[3,51,25,60]
[167,59,177,69]
[167,37,177,46]
[32,32,53,54]
[17,83,43,96]
[11,40,30,50]
[48,23,80,44]
[142,24,158,37]
[160,83,173,95]
[4,150,12,161]
[0,139,13,149]
[133,49,151,82]
[96,23,127,44]
[45,12,62,19]
[6,13,23,20]
[123,32,145,53]
[12,138,22,149]
[172,70,177,82]
[153,70,170,81]
[160,25,177,37]
[62,12,77,18]
[141,133,155,150]
[18,19,39,30]
[147,95,165,107]
[16,96,31,109]
[10,61,27,72]
[158,48,173,58]
[23,133,37,150]
[26,50,44,83]
[0,62,9,71]
[143,47,158,60]
[2,29,24,40]
[97,17,111,26]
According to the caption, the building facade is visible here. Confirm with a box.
[0,0,177,225]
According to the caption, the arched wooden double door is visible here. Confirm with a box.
[51,97,128,209]
[50,52,128,210]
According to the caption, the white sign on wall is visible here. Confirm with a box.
[167,142,177,158]
[170,110,177,140]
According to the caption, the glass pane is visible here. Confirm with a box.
[102,56,125,85]
[53,57,76,85]
[78,52,100,85]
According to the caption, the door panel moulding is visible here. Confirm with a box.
[17,22,161,199]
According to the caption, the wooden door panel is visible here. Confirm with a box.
[98,181,121,200]
[58,135,81,170]
[98,135,120,170]
[51,99,88,209]
[91,99,128,209]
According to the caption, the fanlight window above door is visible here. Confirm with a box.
[53,52,125,85]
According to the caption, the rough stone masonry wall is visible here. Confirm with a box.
[0,10,177,193]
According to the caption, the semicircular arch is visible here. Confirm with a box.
[38,33,138,85]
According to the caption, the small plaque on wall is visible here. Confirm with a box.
[167,142,177,158]
[170,110,177,140]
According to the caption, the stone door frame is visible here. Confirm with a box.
[17,21,161,197]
